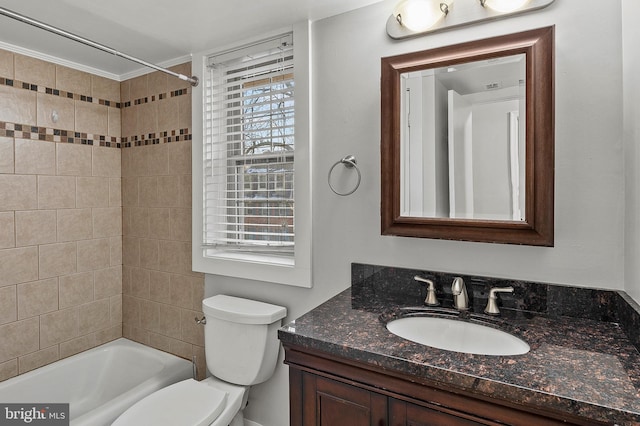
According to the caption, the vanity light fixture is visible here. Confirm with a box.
[386,0,555,40]
[393,0,452,32]
[479,0,530,13]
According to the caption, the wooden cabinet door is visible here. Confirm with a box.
[390,398,498,426]
[303,373,387,426]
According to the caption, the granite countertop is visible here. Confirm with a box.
[278,286,640,425]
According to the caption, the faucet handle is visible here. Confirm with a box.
[414,276,440,307]
[484,286,514,316]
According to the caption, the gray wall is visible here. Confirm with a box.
[206,1,631,425]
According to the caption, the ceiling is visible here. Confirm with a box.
[0,0,383,79]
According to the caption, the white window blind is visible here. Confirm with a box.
[203,33,295,258]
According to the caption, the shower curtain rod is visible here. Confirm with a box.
[0,6,199,86]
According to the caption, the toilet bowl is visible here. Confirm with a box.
[112,295,287,426]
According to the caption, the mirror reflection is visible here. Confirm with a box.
[400,54,526,221]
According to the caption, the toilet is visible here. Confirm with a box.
[113,295,287,426]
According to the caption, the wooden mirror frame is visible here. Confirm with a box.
[381,26,554,246]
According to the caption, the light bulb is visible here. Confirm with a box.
[481,0,530,13]
[395,0,451,32]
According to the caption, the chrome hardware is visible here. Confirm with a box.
[414,275,439,307]
[194,316,206,325]
[484,286,514,316]
[451,277,469,311]
[328,155,362,196]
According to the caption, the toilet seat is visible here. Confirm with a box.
[112,379,227,426]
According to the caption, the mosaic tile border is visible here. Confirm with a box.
[0,121,121,148]
[0,77,121,108]
[122,88,190,109]
[121,129,192,148]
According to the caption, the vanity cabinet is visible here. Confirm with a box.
[284,344,601,426]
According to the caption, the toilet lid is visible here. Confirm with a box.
[113,379,227,426]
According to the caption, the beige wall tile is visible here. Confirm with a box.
[18,345,59,374]
[57,208,93,242]
[111,295,122,327]
[110,236,122,266]
[168,141,191,176]
[136,102,158,137]
[78,299,110,335]
[94,324,121,346]
[0,246,38,287]
[59,335,94,359]
[93,207,122,238]
[192,345,206,380]
[39,242,77,279]
[121,148,133,177]
[57,143,92,176]
[129,75,148,100]
[14,139,56,175]
[0,175,37,210]
[77,238,110,272]
[148,71,167,96]
[139,238,159,270]
[168,338,192,360]
[0,85,36,125]
[170,274,193,309]
[0,49,14,79]
[92,75,120,102]
[149,271,171,304]
[158,304,181,339]
[15,54,55,88]
[179,175,192,208]
[109,178,121,207]
[149,208,171,240]
[139,299,159,332]
[130,207,149,237]
[122,295,140,327]
[142,144,169,176]
[192,277,204,311]
[15,210,56,247]
[75,102,109,135]
[157,176,180,207]
[123,237,140,267]
[0,285,16,325]
[108,108,121,138]
[138,176,158,207]
[94,266,122,299]
[56,65,91,95]
[0,212,15,249]
[38,175,76,209]
[121,107,137,138]
[170,208,191,242]
[93,146,121,177]
[180,308,204,345]
[122,177,139,206]
[76,176,109,208]
[40,307,79,348]
[17,278,58,319]
[36,93,75,130]
[0,317,39,363]
[148,332,172,353]
[0,137,14,174]
[0,359,17,382]
[59,272,93,309]
[130,267,150,299]
[120,80,131,103]
[157,97,179,131]
[177,93,192,130]
[158,240,191,275]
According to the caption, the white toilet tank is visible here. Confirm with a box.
[202,295,287,386]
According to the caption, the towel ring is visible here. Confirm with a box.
[328,155,361,196]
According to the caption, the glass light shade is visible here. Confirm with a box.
[482,0,530,13]
[395,0,451,32]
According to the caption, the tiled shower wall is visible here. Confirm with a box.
[120,63,206,378]
[0,49,123,381]
[0,48,205,381]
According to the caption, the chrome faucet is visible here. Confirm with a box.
[451,277,469,311]
[484,286,514,316]
[414,276,439,307]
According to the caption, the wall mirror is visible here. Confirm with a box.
[381,26,554,246]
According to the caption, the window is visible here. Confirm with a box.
[192,23,311,287]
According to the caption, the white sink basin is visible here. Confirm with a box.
[386,316,530,356]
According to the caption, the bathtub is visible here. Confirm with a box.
[0,338,193,426]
